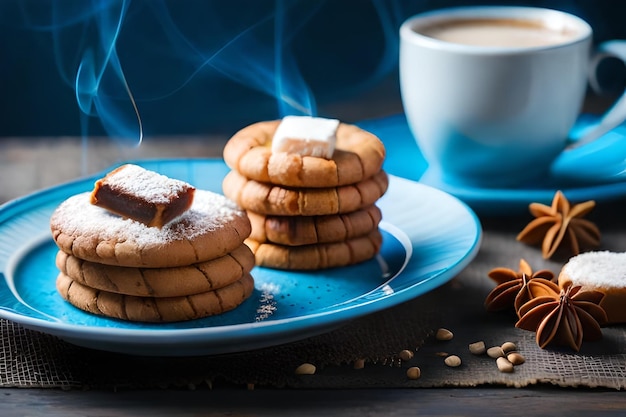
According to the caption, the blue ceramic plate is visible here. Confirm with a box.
[360,114,626,216]
[0,159,481,356]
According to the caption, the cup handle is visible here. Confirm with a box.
[572,40,626,148]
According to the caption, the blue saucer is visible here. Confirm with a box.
[358,114,626,216]
[552,114,626,184]
[0,159,480,356]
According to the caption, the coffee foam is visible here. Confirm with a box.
[419,18,576,48]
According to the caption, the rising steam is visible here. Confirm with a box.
[8,0,404,144]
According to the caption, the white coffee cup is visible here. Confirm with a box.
[399,6,626,187]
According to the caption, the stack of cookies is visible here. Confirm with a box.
[222,116,388,270]
[50,164,255,322]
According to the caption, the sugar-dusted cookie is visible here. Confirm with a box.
[51,190,251,268]
[223,170,388,216]
[56,272,255,322]
[223,120,386,188]
[56,244,255,298]
[247,205,382,246]
[245,229,383,270]
[558,251,626,324]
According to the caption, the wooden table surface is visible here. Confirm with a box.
[1,91,625,416]
[1,386,625,416]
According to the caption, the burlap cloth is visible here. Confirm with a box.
[1,197,625,391]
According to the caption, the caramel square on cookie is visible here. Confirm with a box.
[91,164,196,228]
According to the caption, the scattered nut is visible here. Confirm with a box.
[507,352,526,365]
[444,355,462,367]
[496,356,514,373]
[435,328,454,341]
[295,363,316,375]
[353,358,366,369]
[501,341,517,353]
[406,366,421,380]
[487,346,505,359]
[399,349,414,361]
[468,341,486,355]
[435,352,449,357]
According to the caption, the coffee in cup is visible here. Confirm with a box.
[418,17,577,48]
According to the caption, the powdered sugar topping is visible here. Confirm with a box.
[51,190,244,247]
[103,164,193,204]
[563,251,626,288]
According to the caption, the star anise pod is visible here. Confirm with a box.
[515,280,607,351]
[516,191,600,259]
[485,259,555,314]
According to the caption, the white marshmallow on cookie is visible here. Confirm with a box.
[271,115,339,159]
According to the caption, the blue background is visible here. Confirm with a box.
[2,0,626,137]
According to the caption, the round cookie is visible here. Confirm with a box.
[56,244,255,298]
[245,229,383,270]
[50,190,251,268]
[56,272,255,323]
[223,170,388,216]
[558,251,626,324]
[247,205,382,246]
[223,120,386,188]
